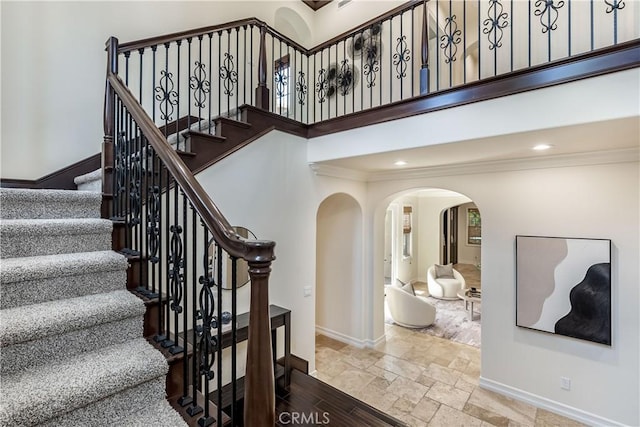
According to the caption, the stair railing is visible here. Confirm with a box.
[103,36,275,427]
[111,1,638,130]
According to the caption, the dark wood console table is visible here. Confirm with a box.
[185,304,291,410]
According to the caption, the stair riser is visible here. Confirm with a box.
[1,316,142,375]
[40,378,168,427]
[1,269,126,310]
[0,231,111,258]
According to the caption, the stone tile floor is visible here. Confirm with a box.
[315,327,585,426]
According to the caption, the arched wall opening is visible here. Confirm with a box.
[274,7,312,46]
[316,192,364,345]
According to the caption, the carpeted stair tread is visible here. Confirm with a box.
[111,399,189,426]
[1,218,112,258]
[0,338,168,426]
[0,188,101,219]
[40,378,169,427]
[1,316,142,375]
[1,250,127,284]
[0,290,144,346]
[1,251,129,309]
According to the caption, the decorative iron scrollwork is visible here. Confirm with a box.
[483,0,509,50]
[534,0,565,33]
[196,238,218,381]
[115,132,127,205]
[337,59,357,96]
[219,53,238,96]
[440,15,462,64]
[147,183,160,264]
[604,0,625,13]
[316,68,329,103]
[154,70,178,121]
[168,224,184,315]
[296,71,307,106]
[189,61,210,108]
[274,63,288,99]
[393,35,411,79]
[129,151,141,227]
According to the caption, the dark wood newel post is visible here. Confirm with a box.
[255,25,270,110]
[244,242,276,427]
[102,36,118,219]
[420,1,430,94]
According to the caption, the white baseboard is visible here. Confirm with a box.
[479,377,625,427]
[315,326,365,349]
[364,334,386,348]
[308,370,318,378]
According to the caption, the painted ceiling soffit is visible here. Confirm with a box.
[310,147,639,182]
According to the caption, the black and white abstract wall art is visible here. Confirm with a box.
[516,236,611,346]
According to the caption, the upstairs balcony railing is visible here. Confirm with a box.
[114,0,638,133]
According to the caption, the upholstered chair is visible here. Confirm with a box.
[386,285,436,328]
[427,264,466,300]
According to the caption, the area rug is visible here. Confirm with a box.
[384,287,481,348]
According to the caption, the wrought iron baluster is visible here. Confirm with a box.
[230,256,238,423]
[441,10,461,87]
[483,0,509,76]
[208,33,213,134]
[151,46,157,124]
[124,52,130,86]
[138,49,144,108]
[176,40,181,138]
[190,42,211,125]
[156,43,178,133]
[196,229,216,425]
[186,207,201,416]
[605,0,625,45]
[167,186,184,354]
[216,243,223,426]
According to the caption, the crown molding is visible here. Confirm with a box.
[309,163,369,181]
[309,148,639,183]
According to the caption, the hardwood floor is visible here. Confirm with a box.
[276,369,407,426]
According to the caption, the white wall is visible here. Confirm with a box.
[316,193,363,344]
[195,130,367,372]
[366,161,639,426]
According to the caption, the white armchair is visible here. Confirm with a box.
[427,265,466,300]
[386,285,436,328]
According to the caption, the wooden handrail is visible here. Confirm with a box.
[117,18,263,54]
[106,70,275,263]
[116,1,427,56]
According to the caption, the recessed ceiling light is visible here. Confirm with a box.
[532,144,553,151]
[394,160,407,166]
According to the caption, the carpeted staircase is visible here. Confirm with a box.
[0,188,187,426]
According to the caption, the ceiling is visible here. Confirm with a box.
[314,116,640,174]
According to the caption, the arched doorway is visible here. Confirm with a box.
[380,188,482,348]
[315,193,364,345]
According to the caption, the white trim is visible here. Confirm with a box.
[315,325,366,349]
[479,377,625,427]
[309,163,368,181]
[363,333,386,348]
[308,370,318,378]
[311,148,639,183]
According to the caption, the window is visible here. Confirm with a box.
[467,207,481,245]
[402,206,412,257]
[274,54,290,114]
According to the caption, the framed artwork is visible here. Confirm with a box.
[515,235,611,345]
